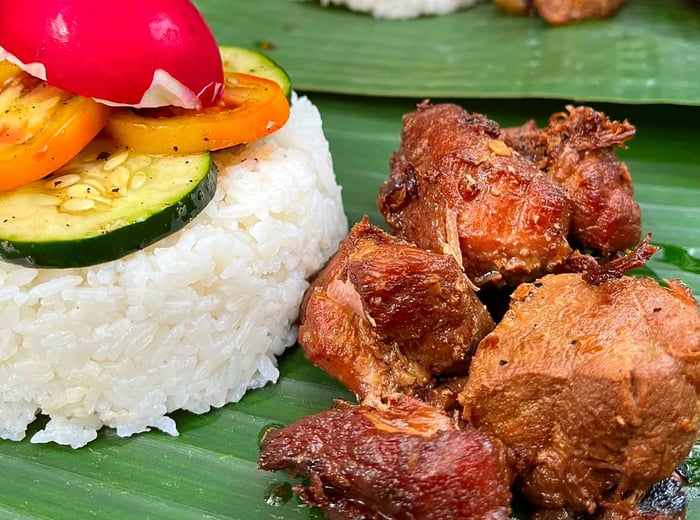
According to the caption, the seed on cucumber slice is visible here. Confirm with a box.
[219,45,292,97]
[0,138,216,268]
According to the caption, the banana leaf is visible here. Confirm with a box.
[1,1,699,517]
[194,0,700,105]
[0,94,698,519]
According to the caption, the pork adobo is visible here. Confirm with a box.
[259,395,513,520]
[259,103,700,520]
[298,217,494,400]
[460,272,700,515]
[493,0,626,25]
[533,474,687,520]
[378,102,643,290]
[503,106,641,255]
[377,102,572,289]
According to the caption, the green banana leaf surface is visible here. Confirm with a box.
[1,1,700,519]
[195,0,700,105]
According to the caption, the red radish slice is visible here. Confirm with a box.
[0,0,224,109]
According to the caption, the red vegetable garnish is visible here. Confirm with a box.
[0,0,224,109]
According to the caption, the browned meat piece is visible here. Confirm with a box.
[501,119,548,166]
[494,0,625,25]
[460,271,700,515]
[494,0,535,16]
[298,217,494,400]
[377,102,572,289]
[259,395,513,520]
[535,0,625,25]
[531,475,688,519]
[600,476,688,520]
[419,375,470,412]
[504,106,641,255]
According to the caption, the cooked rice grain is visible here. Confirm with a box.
[0,95,348,448]
[319,0,483,19]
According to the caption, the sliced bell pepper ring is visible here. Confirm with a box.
[104,72,290,155]
[0,61,112,191]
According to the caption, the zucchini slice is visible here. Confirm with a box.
[0,138,216,268]
[219,45,292,97]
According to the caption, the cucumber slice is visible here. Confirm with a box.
[219,45,292,96]
[0,139,216,268]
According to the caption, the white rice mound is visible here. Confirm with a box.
[319,0,483,19]
[0,94,348,448]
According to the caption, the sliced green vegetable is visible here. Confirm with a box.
[0,138,216,268]
[219,45,292,97]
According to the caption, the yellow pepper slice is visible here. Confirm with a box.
[104,72,290,155]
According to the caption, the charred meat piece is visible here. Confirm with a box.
[600,476,688,520]
[377,102,572,289]
[531,475,688,519]
[494,0,625,25]
[504,106,641,255]
[626,476,687,520]
[460,271,700,515]
[298,217,494,400]
[501,119,548,166]
[259,395,513,520]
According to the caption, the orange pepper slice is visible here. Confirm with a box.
[0,61,112,191]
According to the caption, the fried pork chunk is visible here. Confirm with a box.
[298,218,494,400]
[494,0,625,25]
[377,102,571,289]
[460,272,700,516]
[503,106,641,255]
[531,474,688,520]
[600,476,688,520]
[258,395,513,520]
